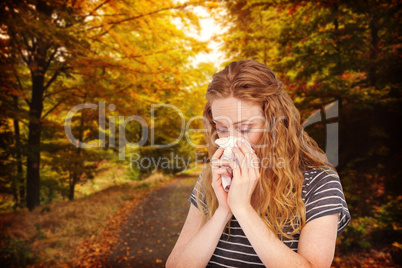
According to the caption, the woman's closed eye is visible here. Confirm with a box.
[239,128,252,133]
[216,127,252,133]
[216,128,228,133]
[237,124,253,133]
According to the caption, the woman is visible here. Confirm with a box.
[166,60,351,267]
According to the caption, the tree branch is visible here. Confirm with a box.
[10,32,30,65]
[116,84,134,94]
[5,2,32,64]
[85,4,190,31]
[88,0,112,17]
[43,87,79,100]
[41,99,64,119]
[44,69,61,91]
[77,0,112,23]
[21,33,32,51]
[44,47,59,73]
[111,4,189,25]
[9,56,31,107]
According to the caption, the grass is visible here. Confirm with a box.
[0,162,204,267]
[73,160,129,199]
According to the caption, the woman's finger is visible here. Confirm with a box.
[212,167,232,178]
[250,153,260,170]
[236,139,250,154]
[231,147,245,172]
[211,147,225,167]
[212,158,231,167]
[228,159,241,178]
[237,140,253,169]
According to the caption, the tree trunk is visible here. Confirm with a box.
[332,1,342,75]
[26,73,45,211]
[13,116,24,208]
[26,0,54,211]
[369,17,378,88]
[68,172,76,201]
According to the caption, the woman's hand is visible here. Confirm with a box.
[211,147,232,214]
[227,139,261,214]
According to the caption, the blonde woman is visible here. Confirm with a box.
[167,60,351,267]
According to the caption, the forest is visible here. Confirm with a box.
[0,0,400,266]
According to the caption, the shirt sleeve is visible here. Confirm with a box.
[188,172,207,212]
[303,167,351,236]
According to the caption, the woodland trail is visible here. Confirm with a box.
[103,170,200,267]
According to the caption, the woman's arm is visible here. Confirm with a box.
[167,148,236,267]
[166,203,231,268]
[232,205,339,267]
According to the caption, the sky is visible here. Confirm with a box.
[176,5,228,69]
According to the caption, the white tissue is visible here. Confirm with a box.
[214,136,255,192]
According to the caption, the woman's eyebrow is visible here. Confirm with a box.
[212,119,253,125]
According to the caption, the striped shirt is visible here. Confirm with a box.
[188,166,351,267]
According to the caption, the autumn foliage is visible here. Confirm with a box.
[0,0,401,267]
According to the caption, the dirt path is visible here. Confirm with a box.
[103,171,200,267]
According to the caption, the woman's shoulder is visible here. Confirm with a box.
[300,166,351,235]
[301,166,341,197]
[302,165,338,184]
[300,165,346,207]
[301,165,338,176]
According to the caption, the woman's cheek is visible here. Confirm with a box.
[248,132,263,146]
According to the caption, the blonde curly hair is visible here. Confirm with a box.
[196,60,336,240]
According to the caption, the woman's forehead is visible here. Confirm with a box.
[211,97,263,123]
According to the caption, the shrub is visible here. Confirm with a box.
[0,236,37,267]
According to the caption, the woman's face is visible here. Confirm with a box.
[211,96,266,148]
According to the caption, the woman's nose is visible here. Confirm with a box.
[229,129,244,139]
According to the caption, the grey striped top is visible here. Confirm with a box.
[188,166,351,267]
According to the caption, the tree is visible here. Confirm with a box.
[0,0,209,210]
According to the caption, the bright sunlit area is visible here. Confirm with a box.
[172,4,228,69]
